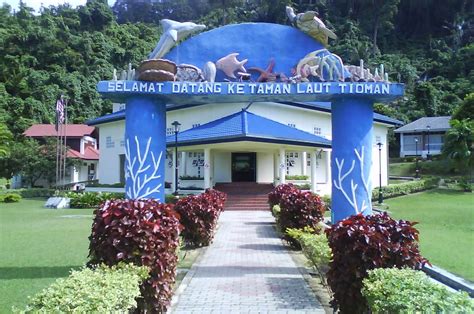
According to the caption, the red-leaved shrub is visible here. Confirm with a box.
[325,212,428,314]
[279,189,326,245]
[267,183,298,208]
[174,189,226,246]
[88,199,182,313]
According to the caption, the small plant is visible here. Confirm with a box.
[1,193,21,203]
[271,204,281,218]
[23,263,149,313]
[64,191,125,208]
[174,189,226,246]
[179,175,204,180]
[325,212,428,314]
[362,267,474,313]
[88,199,182,313]
[285,175,309,180]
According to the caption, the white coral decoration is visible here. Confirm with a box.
[125,136,163,199]
[333,146,371,214]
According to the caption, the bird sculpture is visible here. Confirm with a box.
[286,6,337,46]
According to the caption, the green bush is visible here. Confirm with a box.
[271,204,281,219]
[22,263,149,313]
[64,191,125,208]
[1,193,22,203]
[286,227,332,268]
[179,175,204,180]
[362,267,474,313]
[286,175,309,180]
[372,179,437,200]
[0,188,54,198]
[295,183,311,190]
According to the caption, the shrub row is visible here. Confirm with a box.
[268,184,326,246]
[286,227,332,269]
[285,175,309,180]
[372,178,438,200]
[23,263,148,313]
[325,212,428,313]
[88,199,182,312]
[174,189,227,246]
[0,193,21,203]
[64,191,125,208]
[362,267,474,313]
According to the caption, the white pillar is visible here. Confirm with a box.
[279,147,286,185]
[301,152,307,176]
[204,148,211,189]
[311,151,317,193]
[400,133,405,157]
[180,152,186,177]
[326,149,331,184]
[274,152,279,183]
[172,149,177,192]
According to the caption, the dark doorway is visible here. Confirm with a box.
[232,153,256,182]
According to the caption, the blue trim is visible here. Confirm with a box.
[86,102,402,126]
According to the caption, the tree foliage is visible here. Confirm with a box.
[442,119,474,178]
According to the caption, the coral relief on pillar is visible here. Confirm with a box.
[331,98,374,223]
[124,97,166,201]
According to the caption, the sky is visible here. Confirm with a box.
[2,0,116,12]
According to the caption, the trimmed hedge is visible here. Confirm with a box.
[88,199,182,313]
[0,188,54,198]
[372,178,438,200]
[23,263,148,313]
[326,212,428,313]
[362,268,474,313]
[64,191,125,208]
[174,189,226,246]
[286,227,332,269]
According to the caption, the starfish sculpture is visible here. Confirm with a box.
[249,59,289,82]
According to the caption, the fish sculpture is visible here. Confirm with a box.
[215,53,248,79]
[286,6,337,46]
[149,19,206,60]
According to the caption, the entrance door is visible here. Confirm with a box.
[232,153,256,182]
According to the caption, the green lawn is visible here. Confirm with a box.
[0,199,94,312]
[0,198,200,312]
[385,189,474,281]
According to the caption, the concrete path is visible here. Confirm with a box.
[171,211,325,314]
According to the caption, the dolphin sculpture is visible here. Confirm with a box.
[149,19,206,60]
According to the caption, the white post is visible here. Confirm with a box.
[311,151,317,193]
[274,152,279,183]
[180,152,186,177]
[204,148,211,189]
[301,152,307,176]
[172,149,177,192]
[279,147,286,185]
[400,133,405,157]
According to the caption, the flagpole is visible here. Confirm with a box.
[62,99,68,189]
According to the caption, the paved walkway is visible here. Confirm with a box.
[171,211,325,314]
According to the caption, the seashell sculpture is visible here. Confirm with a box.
[216,53,248,79]
[286,6,337,46]
[136,59,177,82]
[203,61,217,82]
[295,49,345,82]
[176,64,204,82]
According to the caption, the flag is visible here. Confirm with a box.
[55,97,65,131]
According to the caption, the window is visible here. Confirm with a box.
[314,127,321,135]
[166,127,173,136]
[192,123,200,128]
[106,136,115,148]
[288,123,296,128]
[375,135,381,143]
[120,140,125,147]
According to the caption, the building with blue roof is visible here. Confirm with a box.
[87,101,400,195]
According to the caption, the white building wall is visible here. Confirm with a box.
[257,152,273,183]
[97,121,125,184]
